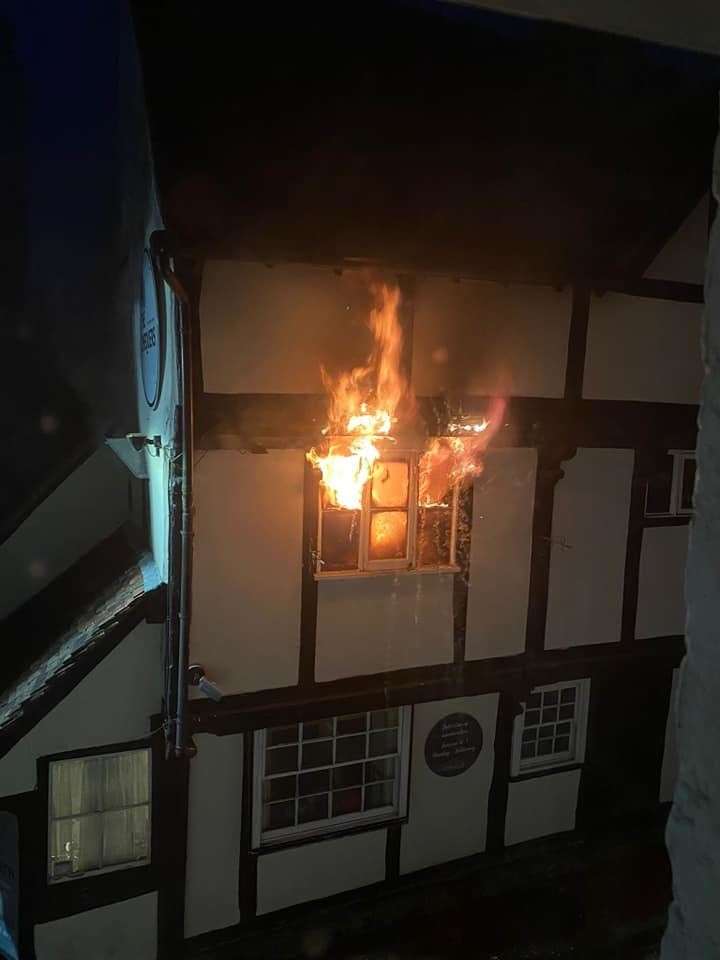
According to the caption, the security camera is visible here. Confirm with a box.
[187,664,224,703]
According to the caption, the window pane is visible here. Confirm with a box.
[556,721,572,736]
[298,770,330,796]
[368,511,408,561]
[520,742,536,759]
[560,687,576,704]
[541,707,558,724]
[364,781,394,811]
[337,714,367,735]
[524,709,540,727]
[263,800,295,830]
[102,806,150,866]
[303,719,334,740]
[558,704,575,721]
[335,735,366,764]
[266,745,298,776]
[417,506,452,567]
[537,739,554,756]
[267,725,299,747]
[51,757,102,818]
[298,795,329,824]
[370,708,399,730]
[645,455,673,514]
[369,730,398,757]
[301,740,333,769]
[554,736,571,753]
[332,788,362,817]
[539,725,554,739]
[320,509,360,572]
[264,775,297,803]
[103,750,150,809]
[365,757,397,783]
[521,728,537,743]
[543,690,559,706]
[371,461,409,508]
[332,764,363,789]
[263,800,295,831]
[681,457,696,511]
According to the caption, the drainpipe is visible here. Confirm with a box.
[151,231,195,759]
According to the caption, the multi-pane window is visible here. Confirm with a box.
[645,450,696,517]
[317,453,459,577]
[511,680,590,776]
[48,748,151,882]
[253,707,411,847]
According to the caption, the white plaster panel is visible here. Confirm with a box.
[315,574,454,682]
[466,448,536,660]
[256,829,386,915]
[200,261,379,394]
[35,892,157,960]
[545,449,634,649]
[636,526,689,639]
[400,694,498,875]
[0,446,129,619]
[185,733,243,937]
[190,450,303,694]
[583,294,703,404]
[645,194,709,285]
[504,769,581,846]
[0,622,162,795]
[660,668,681,803]
[412,277,571,398]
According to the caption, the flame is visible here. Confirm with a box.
[418,400,507,506]
[307,284,411,510]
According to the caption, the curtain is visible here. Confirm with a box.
[49,750,150,878]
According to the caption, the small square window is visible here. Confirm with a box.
[48,748,151,883]
[512,680,590,776]
[254,708,411,847]
[645,451,696,518]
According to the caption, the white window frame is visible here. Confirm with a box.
[511,679,591,777]
[47,747,152,883]
[252,707,412,849]
[644,450,696,518]
[315,449,460,579]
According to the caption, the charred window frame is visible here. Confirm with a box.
[644,450,696,518]
[315,451,460,578]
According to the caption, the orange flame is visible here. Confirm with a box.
[307,284,411,510]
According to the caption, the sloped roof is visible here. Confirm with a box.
[133,0,720,285]
[0,526,163,758]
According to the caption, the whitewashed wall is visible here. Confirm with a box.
[256,829,386,915]
[412,278,571,398]
[185,733,243,937]
[0,622,162,795]
[545,449,634,649]
[0,447,129,620]
[466,448,536,660]
[583,294,703,404]
[400,694,498,874]
[636,526,689,639]
[315,575,454,681]
[200,262,376,394]
[660,667,681,804]
[505,769,581,845]
[645,194,709,285]
[190,450,303,695]
[34,892,157,960]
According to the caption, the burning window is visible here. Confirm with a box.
[511,679,590,776]
[252,707,411,847]
[307,282,499,578]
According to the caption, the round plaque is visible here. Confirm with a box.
[424,712,483,777]
[139,248,165,409]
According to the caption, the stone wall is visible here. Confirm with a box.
[662,113,720,958]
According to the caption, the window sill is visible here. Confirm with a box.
[253,814,408,856]
[315,565,460,582]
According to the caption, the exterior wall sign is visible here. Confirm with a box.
[140,248,165,409]
[424,712,483,777]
